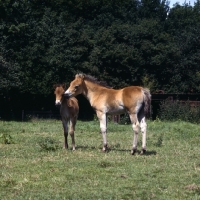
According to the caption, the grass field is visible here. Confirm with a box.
[0,119,200,200]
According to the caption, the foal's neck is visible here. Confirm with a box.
[83,80,104,102]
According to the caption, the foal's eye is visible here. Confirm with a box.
[75,85,79,89]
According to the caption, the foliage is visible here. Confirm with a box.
[0,0,200,118]
[0,56,21,95]
[0,132,13,144]
[38,137,60,151]
[118,113,131,125]
[158,99,200,123]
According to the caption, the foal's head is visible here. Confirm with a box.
[64,74,84,97]
[53,84,66,106]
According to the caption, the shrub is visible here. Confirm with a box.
[0,133,13,144]
[118,113,131,125]
[158,99,200,123]
[38,137,60,151]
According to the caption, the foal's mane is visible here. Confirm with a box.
[82,74,111,88]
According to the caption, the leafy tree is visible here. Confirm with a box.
[165,2,200,92]
[138,0,170,21]
[0,55,21,95]
[1,0,200,120]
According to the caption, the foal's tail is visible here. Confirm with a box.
[143,88,151,118]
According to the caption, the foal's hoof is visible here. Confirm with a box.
[102,145,110,153]
[102,148,109,153]
[140,149,146,155]
[102,144,107,151]
[102,149,107,153]
[63,144,68,149]
[131,149,137,155]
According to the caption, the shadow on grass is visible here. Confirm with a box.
[76,145,157,155]
[76,145,98,150]
[111,148,157,156]
[142,150,157,156]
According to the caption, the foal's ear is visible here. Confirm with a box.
[62,83,66,89]
[76,74,84,79]
[53,84,57,89]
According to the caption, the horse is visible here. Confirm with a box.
[64,74,151,155]
[53,84,79,150]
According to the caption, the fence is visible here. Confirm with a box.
[1,93,200,122]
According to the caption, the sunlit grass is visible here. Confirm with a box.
[0,119,200,199]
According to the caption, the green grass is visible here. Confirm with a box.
[0,119,200,199]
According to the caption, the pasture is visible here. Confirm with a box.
[0,119,200,199]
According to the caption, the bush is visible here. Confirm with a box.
[158,99,200,123]
[118,113,131,125]
[38,137,60,151]
[0,133,13,144]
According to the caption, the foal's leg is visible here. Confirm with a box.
[62,117,69,149]
[96,111,107,152]
[138,111,147,155]
[129,113,140,155]
[69,116,77,151]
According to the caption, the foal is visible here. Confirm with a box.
[54,84,79,150]
[64,74,151,155]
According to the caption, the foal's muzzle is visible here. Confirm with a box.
[55,101,61,108]
[63,90,72,98]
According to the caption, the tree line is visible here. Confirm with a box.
[0,0,200,119]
